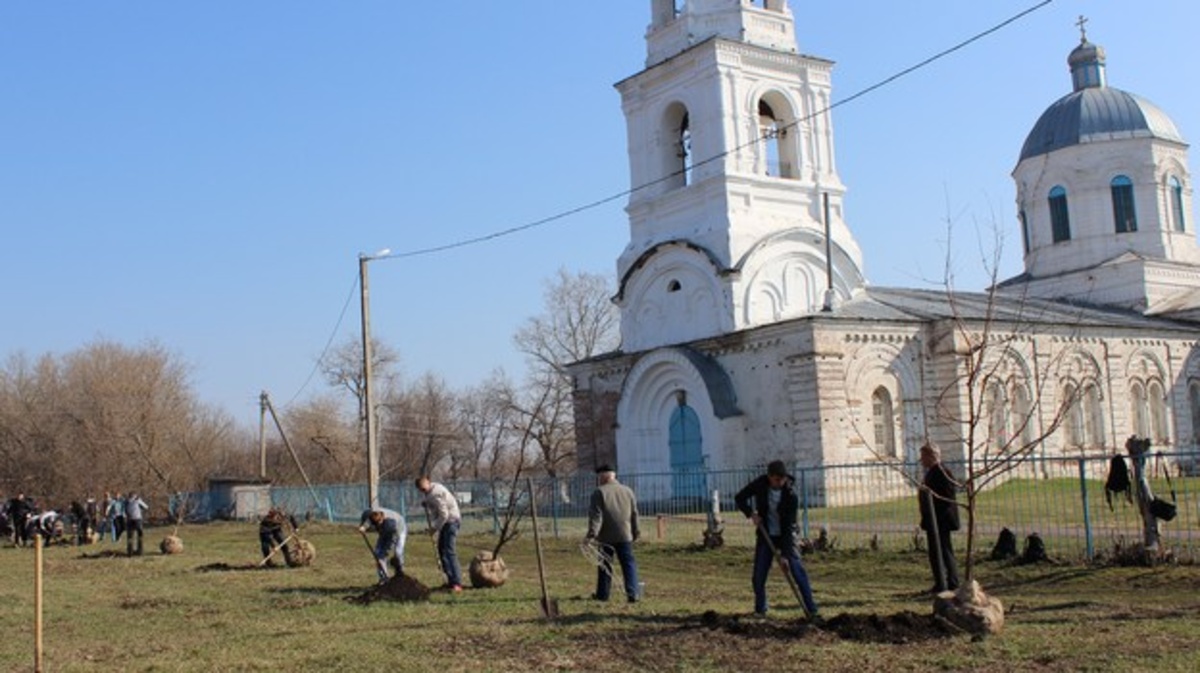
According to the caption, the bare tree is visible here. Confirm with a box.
[378,372,461,480]
[457,370,517,480]
[512,268,619,478]
[319,335,400,429]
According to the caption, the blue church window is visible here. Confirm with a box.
[1049,186,1071,243]
[1170,176,1186,233]
[1111,176,1137,233]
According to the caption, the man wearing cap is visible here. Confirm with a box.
[735,460,819,618]
[585,465,641,603]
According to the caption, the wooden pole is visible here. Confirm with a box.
[527,478,557,619]
[34,534,44,673]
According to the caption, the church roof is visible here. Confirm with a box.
[838,286,1197,332]
[1019,35,1185,162]
[1019,87,1184,161]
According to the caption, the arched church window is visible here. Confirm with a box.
[1064,382,1083,448]
[678,112,693,187]
[1049,186,1071,243]
[1111,175,1138,233]
[1147,380,1169,444]
[1189,381,1200,447]
[986,381,1008,451]
[662,103,693,190]
[1130,381,1148,438]
[1012,385,1034,446]
[757,97,798,179]
[1084,384,1105,450]
[871,387,896,458]
[1170,176,1187,233]
[1019,210,1031,255]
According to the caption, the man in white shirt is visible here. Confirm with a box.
[416,477,463,592]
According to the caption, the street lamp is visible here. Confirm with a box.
[359,247,391,508]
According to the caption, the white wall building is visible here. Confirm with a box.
[569,1,1200,503]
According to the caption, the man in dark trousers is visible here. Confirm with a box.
[918,442,960,593]
[124,493,148,556]
[585,465,640,603]
[358,507,407,583]
[259,508,298,567]
[735,460,819,618]
[8,494,33,547]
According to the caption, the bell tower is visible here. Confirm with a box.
[615,0,866,353]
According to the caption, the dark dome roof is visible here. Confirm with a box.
[1019,86,1184,162]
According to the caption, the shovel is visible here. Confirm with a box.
[257,532,297,568]
[358,528,389,584]
[527,477,559,620]
[754,520,814,620]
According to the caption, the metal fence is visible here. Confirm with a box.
[170,451,1200,562]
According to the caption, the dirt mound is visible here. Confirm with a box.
[195,562,268,572]
[694,610,953,644]
[346,574,431,605]
[824,611,955,643]
[77,550,128,560]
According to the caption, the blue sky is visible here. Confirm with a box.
[2,1,1196,427]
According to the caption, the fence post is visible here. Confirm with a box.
[799,468,810,540]
[1078,458,1094,562]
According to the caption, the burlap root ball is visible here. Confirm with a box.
[933,580,1005,636]
[159,535,184,555]
[468,551,509,588]
[288,539,316,567]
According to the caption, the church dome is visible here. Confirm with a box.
[1019,37,1185,162]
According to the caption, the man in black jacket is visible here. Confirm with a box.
[735,460,818,617]
[919,442,960,593]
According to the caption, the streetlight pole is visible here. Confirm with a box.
[359,248,390,509]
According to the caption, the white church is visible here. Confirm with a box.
[568,0,1200,502]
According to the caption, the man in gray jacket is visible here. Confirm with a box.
[124,493,148,556]
[585,465,640,603]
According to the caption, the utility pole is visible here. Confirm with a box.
[259,391,268,480]
[359,248,390,508]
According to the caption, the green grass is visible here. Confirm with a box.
[1,522,1198,671]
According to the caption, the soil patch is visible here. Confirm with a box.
[694,609,953,644]
[346,574,431,605]
[195,562,271,572]
[825,611,955,643]
[77,550,129,560]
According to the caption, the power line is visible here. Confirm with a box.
[286,0,1054,403]
[285,271,360,406]
[377,0,1054,263]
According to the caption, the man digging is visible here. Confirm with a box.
[358,507,407,584]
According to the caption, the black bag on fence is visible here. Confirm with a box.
[1150,497,1177,521]
[1150,453,1178,522]
[1105,454,1132,511]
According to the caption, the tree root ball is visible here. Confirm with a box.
[468,551,509,588]
[159,535,184,555]
[288,539,316,567]
[932,580,1005,636]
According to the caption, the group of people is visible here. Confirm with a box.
[278,447,960,618]
[269,475,464,589]
[3,490,150,555]
[581,442,961,618]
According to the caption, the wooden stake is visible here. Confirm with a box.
[527,478,558,620]
[34,534,44,673]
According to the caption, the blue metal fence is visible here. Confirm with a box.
[170,451,1200,561]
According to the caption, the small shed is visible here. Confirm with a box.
[207,477,272,520]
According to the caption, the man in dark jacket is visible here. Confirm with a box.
[259,508,298,567]
[735,460,818,617]
[918,442,960,593]
[8,494,33,547]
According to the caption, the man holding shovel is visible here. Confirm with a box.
[259,508,297,567]
[735,460,819,619]
[358,508,407,584]
[415,477,462,592]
